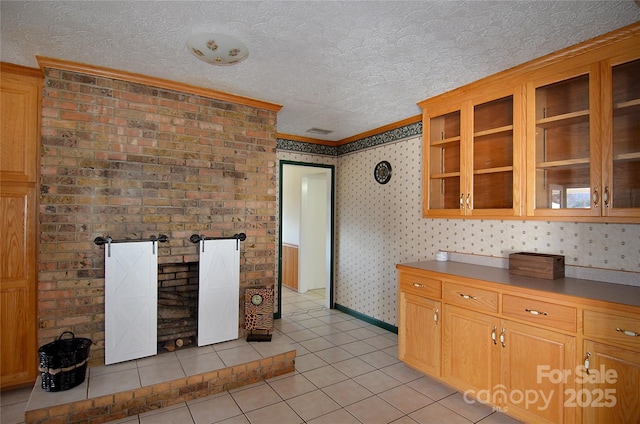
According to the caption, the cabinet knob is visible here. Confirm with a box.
[603,186,610,208]
[433,308,439,324]
[593,187,599,208]
[499,328,506,348]
[459,193,465,209]
[491,326,497,345]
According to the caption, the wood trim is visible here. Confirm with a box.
[35,56,283,112]
[1,62,43,79]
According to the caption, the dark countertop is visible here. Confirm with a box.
[397,261,640,308]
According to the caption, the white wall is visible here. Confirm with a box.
[278,138,640,328]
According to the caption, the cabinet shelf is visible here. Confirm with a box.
[614,98,640,117]
[473,166,513,175]
[430,171,461,179]
[431,136,461,146]
[473,125,513,138]
[536,110,589,129]
[614,98,640,110]
[613,151,640,162]
[536,158,590,170]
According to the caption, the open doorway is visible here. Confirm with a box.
[277,161,334,319]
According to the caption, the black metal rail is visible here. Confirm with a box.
[94,235,168,256]
[190,233,246,252]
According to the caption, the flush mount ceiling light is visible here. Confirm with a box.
[186,33,249,66]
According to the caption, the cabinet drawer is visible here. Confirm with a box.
[584,310,640,352]
[443,282,498,313]
[399,274,441,299]
[503,294,577,332]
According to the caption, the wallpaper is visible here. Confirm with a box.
[278,137,639,327]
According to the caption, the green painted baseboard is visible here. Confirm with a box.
[334,303,398,334]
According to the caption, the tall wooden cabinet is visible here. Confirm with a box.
[1,62,42,389]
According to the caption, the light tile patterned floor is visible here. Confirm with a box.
[1,288,522,423]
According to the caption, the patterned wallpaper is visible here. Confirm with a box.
[278,136,640,327]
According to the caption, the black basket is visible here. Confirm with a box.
[38,331,92,392]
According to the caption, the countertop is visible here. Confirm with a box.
[397,261,640,308]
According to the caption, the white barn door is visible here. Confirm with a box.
[198,239,239,346]
[105,241,157,365]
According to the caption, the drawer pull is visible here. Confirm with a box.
[525,308,547,316]
[413,283,426,288]
[616,327,639,337]
[460,293,477,300]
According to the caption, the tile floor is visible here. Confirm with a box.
[1,288,521,424]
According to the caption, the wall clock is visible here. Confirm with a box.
[374,161,392,184]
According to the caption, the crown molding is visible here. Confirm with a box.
[36,56,282,112]
[1,62,43,79]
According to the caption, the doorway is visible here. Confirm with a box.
[277,161,334,319]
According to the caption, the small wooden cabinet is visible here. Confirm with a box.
[398,272,441,377]
[422,87,524,218]
[581,309,640,423]
[397,261,640,424]
[1,63,42,389]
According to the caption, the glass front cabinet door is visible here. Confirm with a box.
[527,56,640,220]
[602,55,640,218]
[423,87,523,218]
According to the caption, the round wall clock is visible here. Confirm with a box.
[251,293,263,306]
[374,161,392,184]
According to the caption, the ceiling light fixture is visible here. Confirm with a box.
[186,33,249,66]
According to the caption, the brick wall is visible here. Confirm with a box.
[38,68,277,364]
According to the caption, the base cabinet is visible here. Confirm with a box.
[442,305,499,394]
[582,341,640,423]
[441,305,576,424]
[398,291,440,377]
[397,262,640,424]
[500,320,576,424]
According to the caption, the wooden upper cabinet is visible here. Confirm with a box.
[526,54,640,221]
[1,64,42,184]
[601,54,640,218]
[420,22,640,222]
[422,86,524,218]
[525,64,601,219]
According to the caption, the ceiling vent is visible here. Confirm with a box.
[306,127,333,135]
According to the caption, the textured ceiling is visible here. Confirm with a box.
[2,1,639,141]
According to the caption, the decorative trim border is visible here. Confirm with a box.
[277,120,422,156]
[276,138,338,156]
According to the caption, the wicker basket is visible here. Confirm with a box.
[38,331,92,392]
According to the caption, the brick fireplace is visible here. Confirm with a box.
[38,64,279,364]
[157,262,198,350]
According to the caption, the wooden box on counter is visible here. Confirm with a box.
[509,252,565,280]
